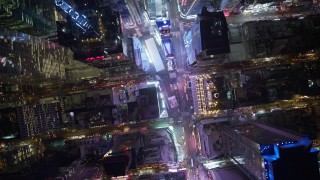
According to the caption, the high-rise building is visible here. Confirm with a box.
[223,122,319,180]
[116,0,135,29]
[186,7,230,66]
[0,143,44,171]
[220,0,242,16]
[17,102,62,139]
[228,17,305,62]
[196,120,229,159]
[179,0,214,17]
[0,28,73,81]
[103,133,142,177]
[0,0,57,37]
[189,60,320,115]
[141,0,167,20]
[255,107,319,140]
[55,0,131,70]
[55,0,121,57]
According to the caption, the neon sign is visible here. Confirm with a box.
[86,55,104,61]
[85,55,123,61]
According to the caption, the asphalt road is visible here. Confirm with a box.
[167,0,194,116]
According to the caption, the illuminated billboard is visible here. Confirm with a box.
[156,20,171,36]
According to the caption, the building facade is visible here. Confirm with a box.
[142,0,167,20]
[186,8,230,66]
[179,0,215,17]
[0,143,45,171]
[197,122,227,159]
[223,122,319,180]
[0,0,57,37]
[17,102,62,139]
[229,17,305,62]
[220,0,242,15]
[189,60,320,115]
[0,28,72,81]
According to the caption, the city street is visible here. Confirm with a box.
[111,1,320,179]
[1,1,320,180]
[124,0,193,120]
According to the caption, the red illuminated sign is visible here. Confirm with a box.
[86,55,104,61]
[223,10,231,17]
[85,54,123,61]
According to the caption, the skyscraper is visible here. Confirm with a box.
[141,0,167,20]
[179,0,214,17]
[17,102,62,139]
[0,28,72,81]
[223,122,319,180]
[0,0,57,37]
[55,0,126,67]
[186,7,230,66]
[220,0,242,16]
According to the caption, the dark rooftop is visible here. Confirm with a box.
[209,165,251,180]
[234,123,297,145]
[198,7,230,56]
[137,87,159,120]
